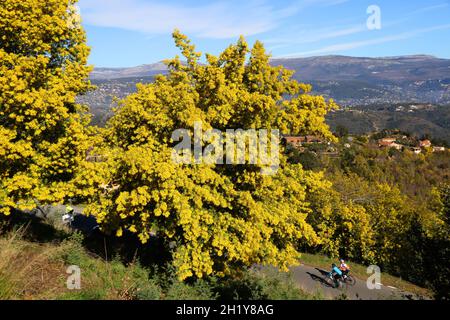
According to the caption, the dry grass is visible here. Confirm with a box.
[0,226,68,299]
[0,226,161,300]
[0,222,317,301]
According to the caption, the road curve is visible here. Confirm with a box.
[259,264,423,300]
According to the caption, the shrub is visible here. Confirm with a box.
[212,268,315,300]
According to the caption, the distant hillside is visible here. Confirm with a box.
[79,55,450,141]
[271,55,450,106]
[84,55,450,107]
[90,55,450,82]
[326,103,450,144]
[90,62,168,80]
[271,55,450,82]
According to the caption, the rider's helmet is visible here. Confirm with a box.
[339,258,345,263]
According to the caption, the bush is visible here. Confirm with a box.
[212,268,315,300]
[135,281,162,300]
[165,280,216,300]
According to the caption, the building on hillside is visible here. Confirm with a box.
[283,136,304,149]
[419,140,432,148]
[379,137,396,144]
[378,138,403,150]
[389,142,403,150]
[378,140,392,147]
[433,146,446,152]
[282,135,324,149]
[412,147,422,154]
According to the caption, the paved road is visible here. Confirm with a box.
[33,205,425,300]
[260,264,422,300]
[31,204,99,234]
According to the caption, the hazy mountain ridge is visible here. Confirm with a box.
[90,62,168,80]
[85,55,450,107]
[271,55,450,82]
[91,55,450,82]
[80,55,450,141]
[270,55,450,106]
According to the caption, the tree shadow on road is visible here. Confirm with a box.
[0,208,69,243]
[0,207,172,269]
[306,268,335,288]
[315,267,331,276]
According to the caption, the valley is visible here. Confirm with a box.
[78,55,450,142]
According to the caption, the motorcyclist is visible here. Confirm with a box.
[331,263,343,279]
[62,201,75,225]
[339,259,350,278]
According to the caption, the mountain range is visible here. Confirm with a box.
[90,62,169,80]
[86,55,450,106]
[79,55,450,142]
[92,55,450,82]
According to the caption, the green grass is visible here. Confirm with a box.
[8,209,429,300]
[1,223,426,300]
[0,222,319,300]
[299,252,432,298]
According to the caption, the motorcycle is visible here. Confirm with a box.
[325,270,356,288]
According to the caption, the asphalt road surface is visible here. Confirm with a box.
[260,264,422,300]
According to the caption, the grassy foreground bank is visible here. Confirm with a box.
[0,225,317,300]
[0,210,430,300]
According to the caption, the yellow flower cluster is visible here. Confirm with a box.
[0,0,93,214]
[85,31,335,280]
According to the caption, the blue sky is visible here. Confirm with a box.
[78,0,450,67]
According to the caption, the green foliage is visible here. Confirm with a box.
[333,143,449,201]
[54,233,161,300]
[287,149,323,171]
[335,125,349,138]
[165,280,216,300]
[300,140,450,298]
[211,268,315,300]
[58,231,86,265]
[415,184,450,299]
[436,184,450,224]
[135,282,162,300]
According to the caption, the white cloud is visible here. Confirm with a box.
[265,24,367,48]
[264,8,418,51]
[277,23,450,58]
[78,0,347,39]
[409,3,450,15]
